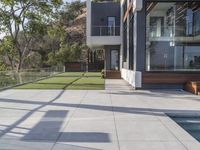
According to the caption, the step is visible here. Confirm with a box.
[105,70,121,79]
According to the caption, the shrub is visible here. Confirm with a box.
[101,69,105,79]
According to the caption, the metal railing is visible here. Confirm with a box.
[146,26,200,38]
[91,26,120,36]
[0,66,64,90]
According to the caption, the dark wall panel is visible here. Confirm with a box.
[91,2,120,26]
[91,2,120,36]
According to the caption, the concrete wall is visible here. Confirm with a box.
[121,69,142,88]
[87,36,121,48]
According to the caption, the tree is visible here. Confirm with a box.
[47,43,82,65]
[0,0,63,72]
[0,36,16,70]
[60,0,85,25]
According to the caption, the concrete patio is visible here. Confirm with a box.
[0,80,200,150]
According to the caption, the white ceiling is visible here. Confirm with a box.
[153,3,175,11]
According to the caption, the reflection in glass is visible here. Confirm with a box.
[146,2,200,71]
[111,50,119,70]
[108,17,116,36]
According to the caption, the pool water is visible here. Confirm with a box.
[170,116,200,142]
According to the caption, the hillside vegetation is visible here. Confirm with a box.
[0,0,88,72]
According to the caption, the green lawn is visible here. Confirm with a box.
[15,72,104,90]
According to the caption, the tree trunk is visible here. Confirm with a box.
[7,56,15,71]
[17,59,22,72]
[17,52,23,73]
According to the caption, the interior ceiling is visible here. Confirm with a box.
[147,2,200,17]
[149,2,200,12]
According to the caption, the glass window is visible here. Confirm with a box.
[108,17,115,36]
[150,17,164,37]
[111,50,119,70]
[123,21,127,67]
[129,10,134,70]
[194,11,200,35]
[186,9,193,36]
[146,2,200,71]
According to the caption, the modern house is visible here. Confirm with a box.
[86,0,200,89]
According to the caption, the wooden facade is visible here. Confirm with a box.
[105,70,121,79]
[142,72,200,84]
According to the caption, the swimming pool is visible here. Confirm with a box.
[170,115,200,142]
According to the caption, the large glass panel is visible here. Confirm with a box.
[194,11,200,35]
[108,17,116,36]
[146,2,200,71]
[111,50,119,70]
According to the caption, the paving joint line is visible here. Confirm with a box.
[109,89,121,150]
[141,96,190,150]
[50,90,89,150]
[157,115,190,150]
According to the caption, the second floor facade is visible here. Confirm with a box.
[86,0,122,48]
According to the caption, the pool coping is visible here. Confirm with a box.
[158,112,200,149]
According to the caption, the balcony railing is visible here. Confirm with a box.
[91,26,120,36]
[146,26,200,39]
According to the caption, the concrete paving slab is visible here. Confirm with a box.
[119,141,187,150]
[52,143,98,150]
[0,79,199,150]
[183,141,200,150]
[114,112,158,121]
[56,141,119,150]
[115,120,177,141]
[0,138,54,150]
[73,107,113,118]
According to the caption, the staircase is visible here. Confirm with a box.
[185,81,200,95]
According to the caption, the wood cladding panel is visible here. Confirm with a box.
[142,73,200,84]
[123,1,133,22]
[105,70,121,79]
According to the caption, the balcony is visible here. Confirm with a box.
[91,26,120,36]
[86,0,121,48]
[87,26,121,48]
